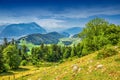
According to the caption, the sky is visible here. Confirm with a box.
[0,0,120,31]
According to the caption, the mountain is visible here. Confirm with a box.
[62,27,82,35]
[17,32,65,45]
[59,32,70,37]
[0,22,46,38]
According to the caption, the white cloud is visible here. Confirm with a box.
[0,16,69,31]
[54,6,120,18]
[33,18,67,31]
[1,6,120,19]
[0,6,120,31]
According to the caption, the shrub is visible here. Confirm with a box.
[97,45,118,59]
[21,60,27,66]
[59,59,64,63]
[3,64,10,72]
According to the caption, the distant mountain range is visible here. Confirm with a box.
[59,32,70,37]
[0,22,82,39]
[0,22,82,45]
[62,27,82,36]
[17,32,65,45]
[0,22,46,38]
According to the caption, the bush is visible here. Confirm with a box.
[59,59,64,63]
[21,60,27,66]
[3,64,10,72]
[97,45,118,59]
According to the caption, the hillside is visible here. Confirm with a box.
[0,22,46,38]
[17,49,120,80]
[1,46,120,80]
[18,32,65,45]
[59,32,70,37]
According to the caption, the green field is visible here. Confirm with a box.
[58,38,81,46]
[18,40,39,54]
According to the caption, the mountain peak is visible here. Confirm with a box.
[0,22,46,38]
[48,31,59,34]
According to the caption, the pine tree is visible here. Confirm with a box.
[3,38,8,47]
[63,47,71,59]
[71,47,75,57]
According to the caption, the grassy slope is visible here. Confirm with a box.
[17,49,120,80]
[1,47,120,80]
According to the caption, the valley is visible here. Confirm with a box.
[0,0,120,80]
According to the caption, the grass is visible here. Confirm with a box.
[17,53,120,79]
[1,46,120,80]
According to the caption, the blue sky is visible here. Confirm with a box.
[0,0,120,31]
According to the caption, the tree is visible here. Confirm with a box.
[105,24,120,45]
[79,18,108,39]
[21,45,28,60]
[3,38,8,47]
[11,38,15,45]
[78,18,120,57]
[79,18,109,52]
[0,45,4,72]
[3,45,21,69]
[40,43,44,49]
[71,47,75,57]
[63,47,71,58]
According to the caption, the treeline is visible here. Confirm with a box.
[30,43,81,63]
[0,18,120,73]
[0,39,82,72]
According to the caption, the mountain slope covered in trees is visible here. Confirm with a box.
[17,32,66,45]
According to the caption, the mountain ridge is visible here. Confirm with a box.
[0,22,46,38]
[17,32,66,45]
